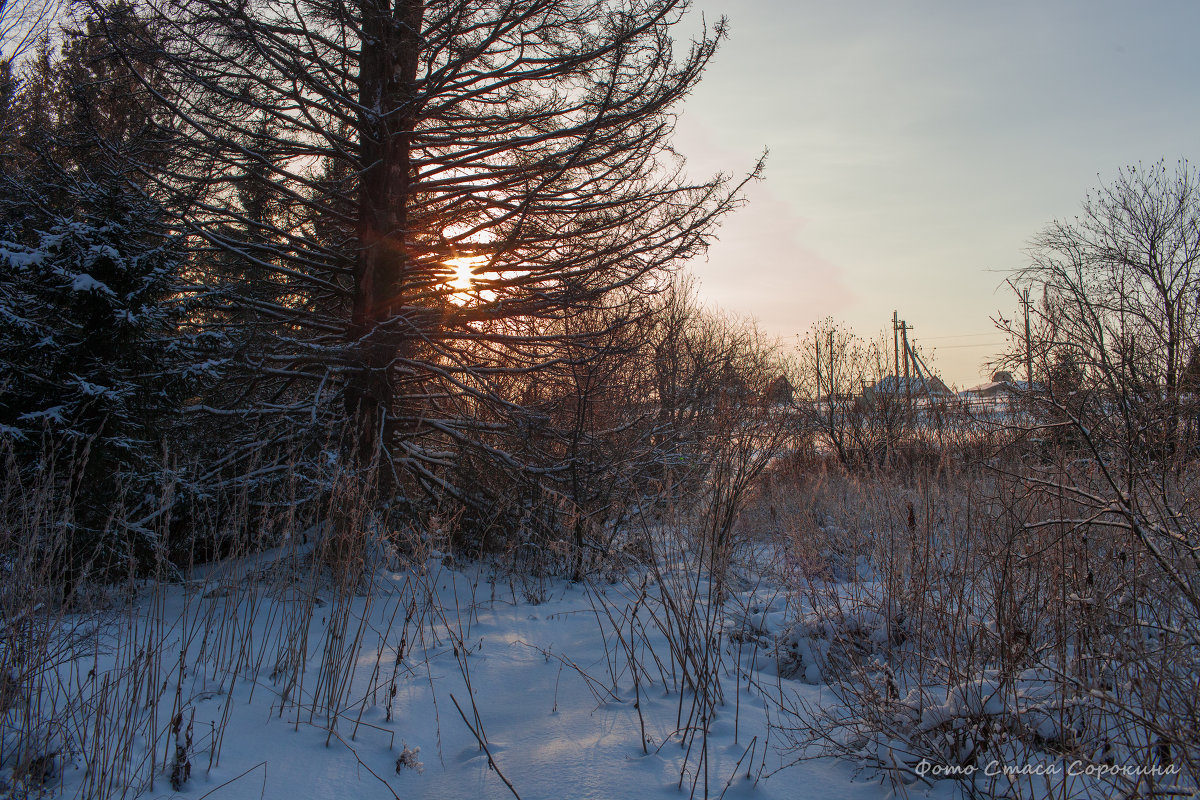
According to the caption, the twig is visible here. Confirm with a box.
[197,760,267,800]
[450,693,522,800]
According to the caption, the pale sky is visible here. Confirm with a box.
[673,0,1200,387]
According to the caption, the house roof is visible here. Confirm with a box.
[960,379,1036,396]
[868,375,952,396]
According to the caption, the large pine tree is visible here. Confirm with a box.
[90,0,759,524]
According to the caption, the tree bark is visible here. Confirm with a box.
[346,0,424,489]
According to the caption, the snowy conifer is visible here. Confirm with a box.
[0,174,217,575]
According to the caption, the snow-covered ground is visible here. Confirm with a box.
[3,535,933,800]
[10,521,1193,800]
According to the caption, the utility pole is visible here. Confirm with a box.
[828,330,835,399]
[1008,280,1034,390]
[1021,288,1033,389]
[814,332,822,403]
[893,310,900,392]
[893,311,915,416]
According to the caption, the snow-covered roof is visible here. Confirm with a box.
[868,374,952,396]
[960,379,1036,396]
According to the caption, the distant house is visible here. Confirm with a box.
[864,374,952,400]
[765,375,794,405]
[960,371,1038,400]
[962,378,1013,400]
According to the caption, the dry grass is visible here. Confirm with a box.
[0,435,490,799]
[748,451,1200,798]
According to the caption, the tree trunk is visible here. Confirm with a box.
[345,0,424,492]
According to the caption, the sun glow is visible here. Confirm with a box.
[445,255,488,302]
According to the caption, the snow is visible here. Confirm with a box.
[16,406,67,424]
[918,679,1009,731]
[69,273,114,294]
[0,245,42,269]
[5,542,899,800]
[72,377,116,398]
[16,520,1181,800]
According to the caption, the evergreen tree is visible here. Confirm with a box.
[0,174,217,577]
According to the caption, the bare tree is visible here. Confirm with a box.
[0,0,66,163]
[536,295,659,577]
[794,320,923,469]
[0,0,62,63]
[690,312,791,576]
[984,164,1200,780]
[1012,159,1200,461]
[641,282,794,575]
[92,0,760,515]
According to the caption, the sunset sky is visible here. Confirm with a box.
[674,0,1200,387]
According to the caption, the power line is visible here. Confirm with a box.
[919,332,1003,341]
[924,341,1007,349]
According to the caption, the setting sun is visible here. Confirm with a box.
[445,255,488,302]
